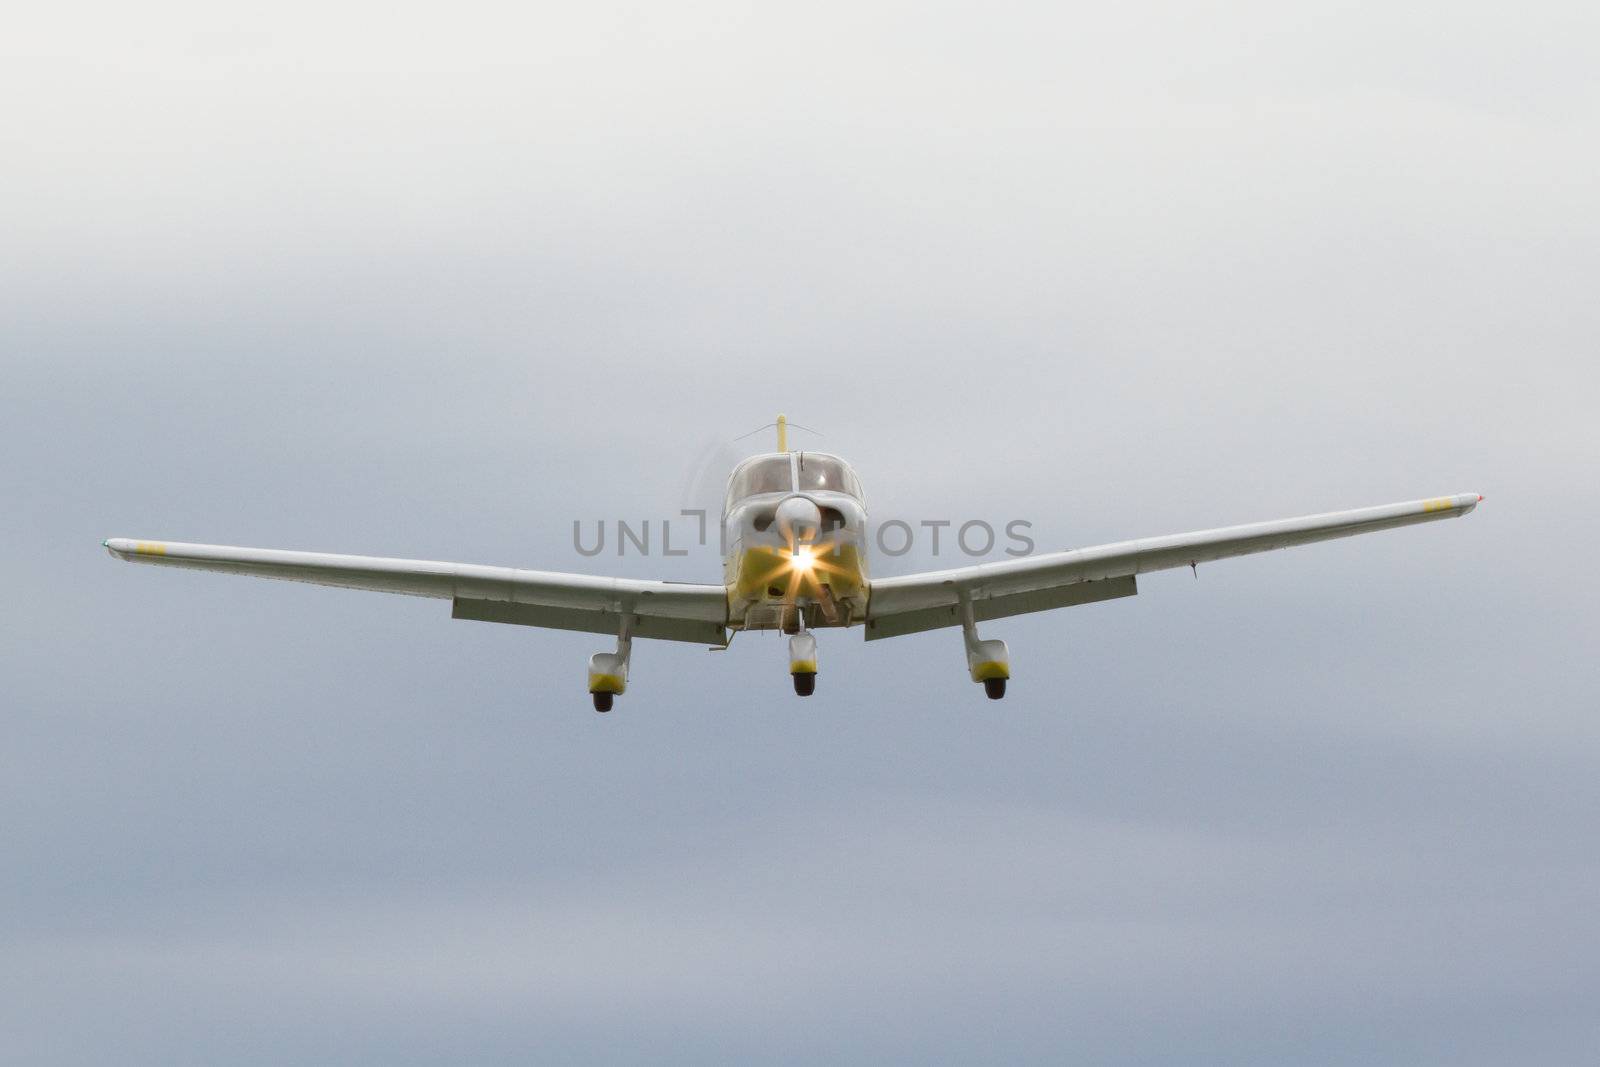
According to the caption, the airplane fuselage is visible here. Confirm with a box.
[722,450,870,633]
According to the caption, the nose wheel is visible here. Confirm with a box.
[982,677,1007,700]
[592,691,614,712]
[788,632,818,697]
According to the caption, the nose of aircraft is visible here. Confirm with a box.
[775,495,823,547]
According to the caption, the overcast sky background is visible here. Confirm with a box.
[4,2,1598,1063]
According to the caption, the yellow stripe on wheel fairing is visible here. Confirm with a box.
[970,660,1010,682]
[588,673,627,694]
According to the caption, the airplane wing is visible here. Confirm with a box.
[102,539,728,644]
[864,493,1482,639]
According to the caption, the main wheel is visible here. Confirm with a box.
[983,677,1007,700]
[792,672,816,696]
[592,691,614,712]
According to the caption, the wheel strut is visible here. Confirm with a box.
[960,593,1011,700]
[588,613,632,712]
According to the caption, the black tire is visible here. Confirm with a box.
[983,677,1007,700]
[792,672,816,696]
[592,691,614,712]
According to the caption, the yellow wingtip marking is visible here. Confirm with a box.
[1422,497,1454,513]
[134,541,167,555]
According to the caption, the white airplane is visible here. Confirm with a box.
[104,416,1482,711]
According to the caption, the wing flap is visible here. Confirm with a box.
[452,597,727,644]
[865,575,1136,640]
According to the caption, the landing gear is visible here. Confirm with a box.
[961,594,1011,700]
[788,632,818,697]
[588,615,633,713]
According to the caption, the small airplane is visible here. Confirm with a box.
[105,416,1482,711]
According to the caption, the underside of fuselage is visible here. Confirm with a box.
[727,538,870,632]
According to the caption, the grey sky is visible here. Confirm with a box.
[3,2,1598,1063]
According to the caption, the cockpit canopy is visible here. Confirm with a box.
[725,452,864,513]
[726,455,793,505]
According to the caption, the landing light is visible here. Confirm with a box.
[789,546,815,573]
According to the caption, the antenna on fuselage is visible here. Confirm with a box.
[731,417,822,452]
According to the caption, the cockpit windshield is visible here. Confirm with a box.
[725,453,865,513]
[725,456,793,511]
[795,453,864,500]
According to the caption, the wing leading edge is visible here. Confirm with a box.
[864,493,1482,639]
[102,539,728,644]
